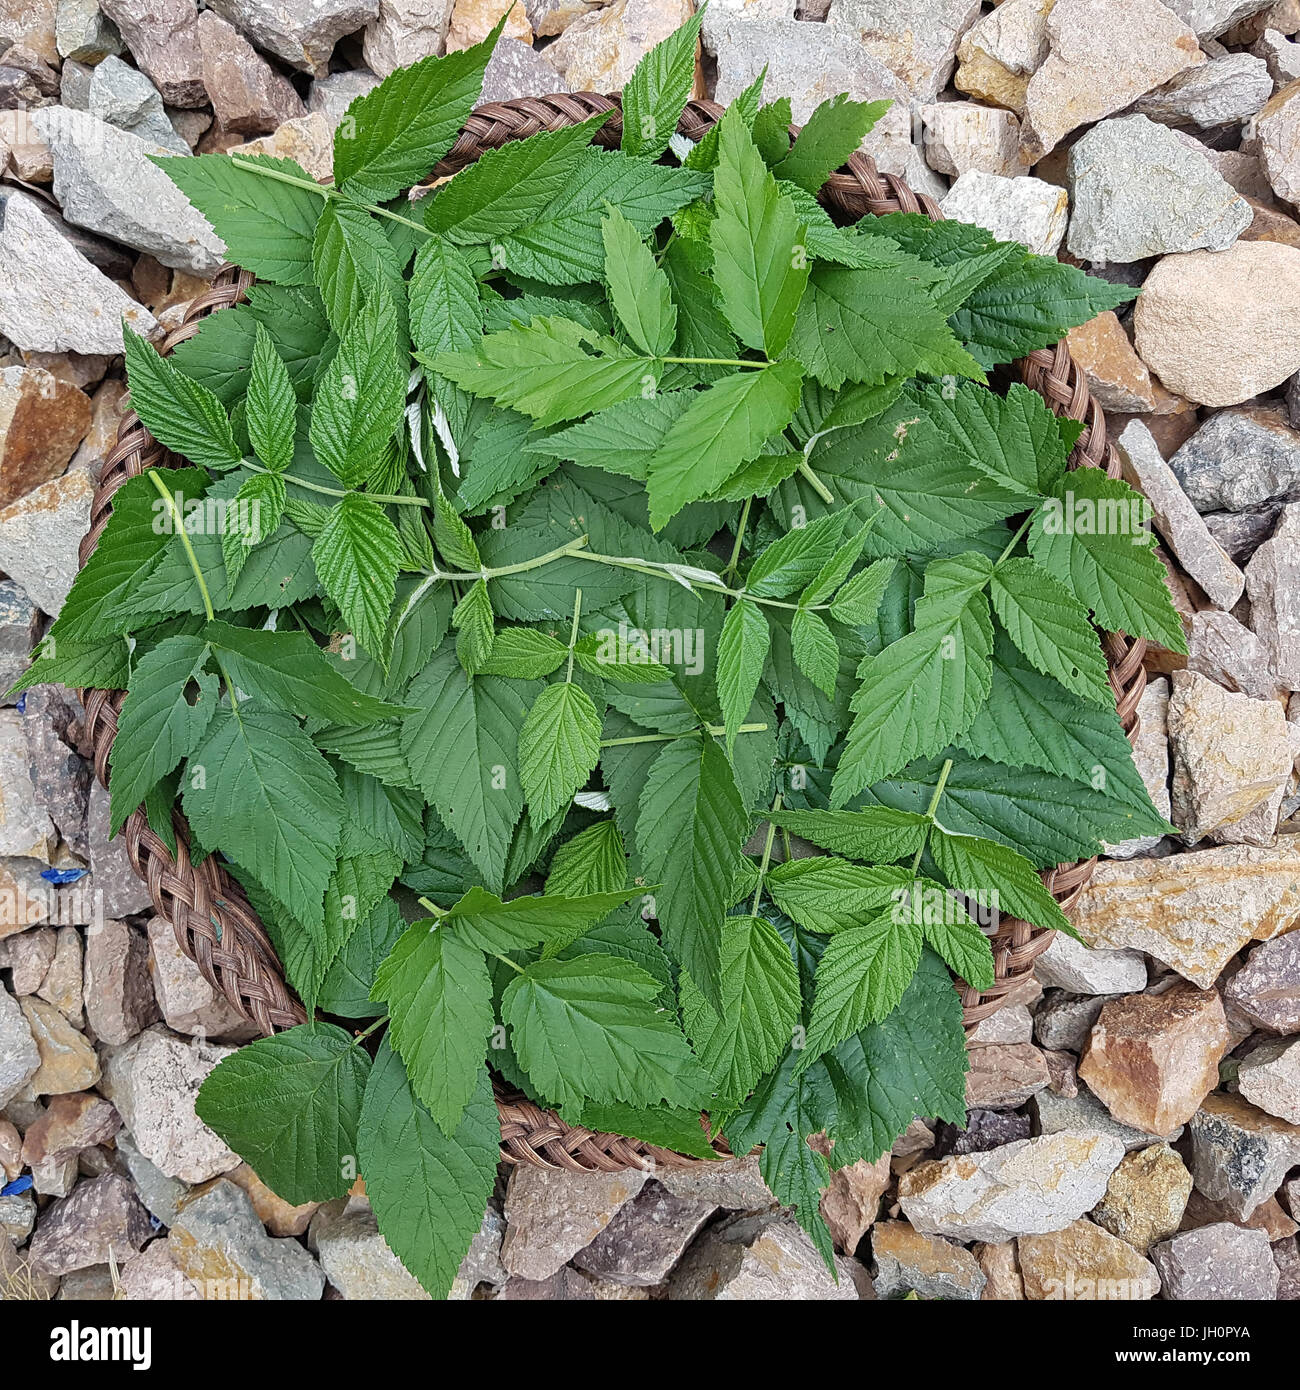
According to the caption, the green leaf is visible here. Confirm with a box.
[309,290,405,488]
[646,360,804,529]
[154,153,321,285]
[766,807,929,864]
[245,324,296,473]
[311,199,406,335]
[921,379,1071,497]
[204,620,409,725]
[767,858,914,934]
[990,556,1112,707]
[452,579,495,674]
[518,679,602,822]
[409,239,480,361]
[442,884,636,956]
[123,329,242,473]
[717,600,770,754]
[183,706,343,929]
[312,493,402,663]
[503,952,707,1112]
[574,1100,718,1160]
[333,27,501,203]
[832,599,993,806]
[620,5,703,158]
[221,471,286,586]
[433,317,648,427]
[319,897,407,1019]
[680,912,802,1110]
[1029,467,1186,652]
[601,204,677,357]
[790,608,838,696]
[572,632,674,684]
[637,736,750,1010]
[358,1040,500,1300]
[424,115,607,241]
[710,107,809,356]
[747,511,849,599]
[195,1023,370,1205]
[545,821,628,898]
[6,634,131,700]
[928,828,1076,938]
[827,557,895,626]
[753,97,793,165]
[401,645,536,890]
[773,93,891,193]
[372,918,493,1135]
[910,889,996,991]
[109,635,218,837]
[527,390,694,480]
[785,264,985,390]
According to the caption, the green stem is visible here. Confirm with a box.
[910,757,954,875]
[243,459,431,508]
[796,459,835,505]
[230,156,431,237]
[351,1016,388,1046]
[996,514,1035,566]
[417,897,447,918]
[750,792,783,918]
[565,588,582,683]
[659,356,767,369]
[576,551,823,612]
[487,950,524,975]
[598,722,768,748]
[724,497,752,579]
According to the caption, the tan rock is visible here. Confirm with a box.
[820,1154,890,1253]
[1069,839,1300,987]
[224,1163,320,1237]
[954,45,1031,112]
[1018,1218,1160,1299]
[70,377,128,479]
[1168,669,1293,845]
[1181,1187,1299,1239]
[965,1043,1051,1109]
[19,1092,119,1166]
[0,1118,20,1182]
[545,0,696,92]
[953,0,1052,113]
[4,925,54,994]
[446,0,531,49]
[975,1240,1025,1299]
[1254,79,1300,205]
[1079,982,1230,1134]
[0,366,91,507]
[920,101,1029,177]
[1134,241,1300,408]
[18,995,99,1095]
[1066,312,1159,414]
[0,109,51,179]
[871,1220,987,1300]
[227,112,334,183]
[197,10,306,135]
[1105,674,1173,860]
[1092,1142,1192,1251]
[1242,196,1300,247]
[362,0,455,78]
[1186,609,1287,704]
[1020,0,1204,161]
[83,919,160,1047]
[36,924,82,1025]
[828,0,982,103]
[1238,1036,1300,1123]
[502,1165,649,1281]
[145,914,258,1042]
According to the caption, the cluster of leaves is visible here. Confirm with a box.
[18,10,1183,1297]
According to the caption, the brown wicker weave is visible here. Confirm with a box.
[77,94,1148,1170]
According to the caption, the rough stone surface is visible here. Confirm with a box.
[934,1108,1032,1155]
[1167,0,1279,38]
[87,782,153,919]
[1066,116,1251,262]
[1064,311,1160,415]
[1134,241,1300,408]
[208,0,379,75]
[871,1220,986,1300]
[669,1218,863,1300]
[448,1202,507,1298]
[117,1239,202,1299]
[1035,932,1148,995]
[657,1153,775,1210]
[819,1154,890,1251]
[0,463,94,616]
[954,0,1051,113]
[481,33,572,102]
[57,0,123,62]
[168,1177,325,1299]
[1168,669,1293,844]
[105,1025,239,1182]
[920,100,1028,177]
[226,111,333,182]
[1079,981,1230,1134]
[572,1180,716,1286]
[967,1002,1034,1045]
[1224,933,1300,1032]
[897,1131,1126,1243]
[88,54,188,152]
[1116,420,1246,609]
[113,1128,186,1227]
[1035,991,1107,1052]
[1035,1077,1185,1151]
[145,914,258,1041]
[1188,1090,1300,1217]
[1092,1142,1193,1250]
[1255,80,1300,204]
[1020,0,1204,161]
[1106,676,1174,859]
[362,0,453,78]
[941,169,1068,255]
[826,0,982,103]
[310,1197,430,1299]
[964,1042,1051,1109]
[197,9,305,135]
[1171,406,1300,513]
[83,918,159,1045]
[550,0,695,92]
[1186,609,1286,702]
[20,1091,118,1165]
[29,1172,151,1274]
[1256,25,1300,82]
[0,982,39,1106]
[1238,1036,1300,1121]
[0,712,56,860]
[1018,1218,1160,1300]
[20,994,98,1095]
[446,0,530,49]
[1246,501,1300,689]
[306,67,381,127]
[224,1164,318,1238]
[98,0,205,106]
[0,365,90,510]
[1151,1222,1279,1298]
[501,1164,648,1281]
[1137,51,1272,127]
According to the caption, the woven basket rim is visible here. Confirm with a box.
[75,91,1149,1172]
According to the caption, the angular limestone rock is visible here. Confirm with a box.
[1017,1218,1160,1300]
[826,0,983,102]
[940,169,1068,254]
[501,1164,648,1281]
[1151,1222,1279,1298]
[1188,1091,1300,1217]
[871,1220,986,1300]
[1092,1142,1193,1250]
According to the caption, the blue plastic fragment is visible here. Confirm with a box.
[1,1175,33,1196]
[14,693,25,714]
[40,867,87,885]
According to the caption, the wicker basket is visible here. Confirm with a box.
[76,94,1149,1173]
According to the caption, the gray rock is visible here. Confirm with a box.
[448,1202,507,1299]
[572,1180,717,1286]
[98,0,206,107]
[28,1172,152,1275]
[501,1164,648,1281]
[1034,1080,1184,1151]
[669,1217,864,1300]
[966,1002,1034,1045]
[88,54,189,152]
[1254,27,1300,84]
[167,1177,325,1299]
[60,56,93,109]
[117,1239,202,1299]
[5,925,55,994]
[495,1266,596,1299]
[114,1128,188,1227]
[1203,507,1279,563]
[0,709,56,860]
[1150,1223,1279,1298]
[0,1190,36,1242]
[310,1196,430,1299]
[0,982,39,1106]
[657,1153,776,1210]
[941,169,1069,256]
[1275,1235,1300,1300]
[306,67,381,128]
[1171,407,1300,513]
[1245,501,1300,690]
[1066,115,1251,262]
[1034,991,1106,1052]
[1034,932,1148,995]
[871,1220,987,1299]
[87,781,153,919]
[0,579,39,705]
[1186,608,1287,703]
[56,0,123,61]
[934,1108,1031,1156]
[21,685,90,862]
[1135,51,1272,127]
[1188,1091,1300,1218]
[1238,1036,1300,1122]
[83,918,159,1046]
[1162,0,1277,38]
[826,0,983,102]
[34,107,224,274]
[1105,675,1172,860]
[104,1025,238,1182]
[1223,933,1300,1033]
[361,0,455,80]
[481,35,572,104]
[207,0,380,74]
